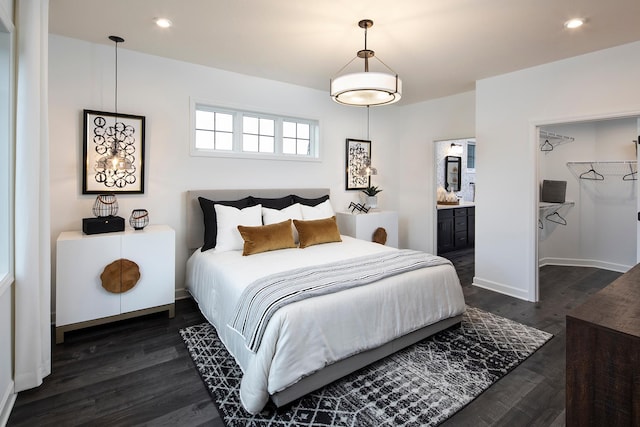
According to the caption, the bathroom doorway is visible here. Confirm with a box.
[433,138,476,256]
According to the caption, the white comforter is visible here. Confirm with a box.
[186,236,465,414]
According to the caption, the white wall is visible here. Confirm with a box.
[390,92,476,253]
[48,34,408,301]
[476,40,640,301]
[538,119,637,272]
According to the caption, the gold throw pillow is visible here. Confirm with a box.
[293,216,342,248]
[237,219,296,256]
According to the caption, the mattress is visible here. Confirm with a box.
[186,235,466,414]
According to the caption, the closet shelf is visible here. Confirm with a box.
[540,131,575,152]
[567,161,637,181]
[540,130,575,141]
[539,201,575,211]
[538,201,574,229]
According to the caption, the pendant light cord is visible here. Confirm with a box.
[108,35,125,162]
[367,105,370,140]
[108,35,125,115]
[363,25,369,72]
[114,40,118,115]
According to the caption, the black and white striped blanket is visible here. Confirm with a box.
[228,249,452,353]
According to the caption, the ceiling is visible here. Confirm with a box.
[49,0,640,105]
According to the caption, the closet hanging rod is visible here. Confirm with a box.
[567,160,637,165]
[539,130,575,141]
[567,160,637,181]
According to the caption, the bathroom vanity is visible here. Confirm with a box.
[436,202,475,254]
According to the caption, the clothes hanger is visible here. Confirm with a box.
[622,163,637,181]
[538,219,544,229]
[540,139,553,152]
[545,211,567,225]
[579,163,605,181]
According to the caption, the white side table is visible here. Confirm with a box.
[336,211,399,248]
[55,224,175,343]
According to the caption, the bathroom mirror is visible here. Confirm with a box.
[444,156,462,192]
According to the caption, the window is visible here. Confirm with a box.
[283,121,310,155]
[243,116,274,153]
[191,100,319,160]
[466,141,476,172]
[195,107,233,150]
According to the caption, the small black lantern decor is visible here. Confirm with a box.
[92,194,119,217]
[129,209,149,230]
[82,194,125,235]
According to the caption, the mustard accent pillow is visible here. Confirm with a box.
[293,216,342,248]
[237,219,296,256]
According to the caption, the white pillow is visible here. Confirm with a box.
[300,199,335,220]
[262,203,303,242]
[215,204,262,252]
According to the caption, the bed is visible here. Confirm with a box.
[185,189,466,414]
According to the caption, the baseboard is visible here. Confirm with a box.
[0,380,16,427]
[472,276,531,301]
[175,288,190,300]
[538,257,632,273]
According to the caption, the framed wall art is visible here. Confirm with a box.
[345,138,371,190]
[82,109,145,194]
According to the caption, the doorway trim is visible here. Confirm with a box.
[529,108,640,302]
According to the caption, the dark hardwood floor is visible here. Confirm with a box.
[441,248,620,426]
[8,249,619,426]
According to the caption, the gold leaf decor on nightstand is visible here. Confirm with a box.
[373,227,387,245]
[101,258,140,293]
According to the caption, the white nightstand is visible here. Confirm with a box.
[336,211,399,248]
[55,224,175,343]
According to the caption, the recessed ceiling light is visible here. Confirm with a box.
[155,18,172,28]
[564,18,584,29]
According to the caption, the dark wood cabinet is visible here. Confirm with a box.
[437,206,474,254]
[437,209,454,253]
[467,208,475,246]
[566,263,640,426]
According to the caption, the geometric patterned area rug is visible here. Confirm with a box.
[180,306,552,427]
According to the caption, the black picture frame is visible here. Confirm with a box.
[345,138,371,190]
[444,155,462,192]
[82,109,145,194]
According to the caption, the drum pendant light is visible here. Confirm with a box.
[330,19,402,107]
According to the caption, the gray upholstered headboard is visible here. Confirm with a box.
[186,188,330,250]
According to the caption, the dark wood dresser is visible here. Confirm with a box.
[566,263,640,426]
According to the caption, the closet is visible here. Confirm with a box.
[538,118,639,275]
